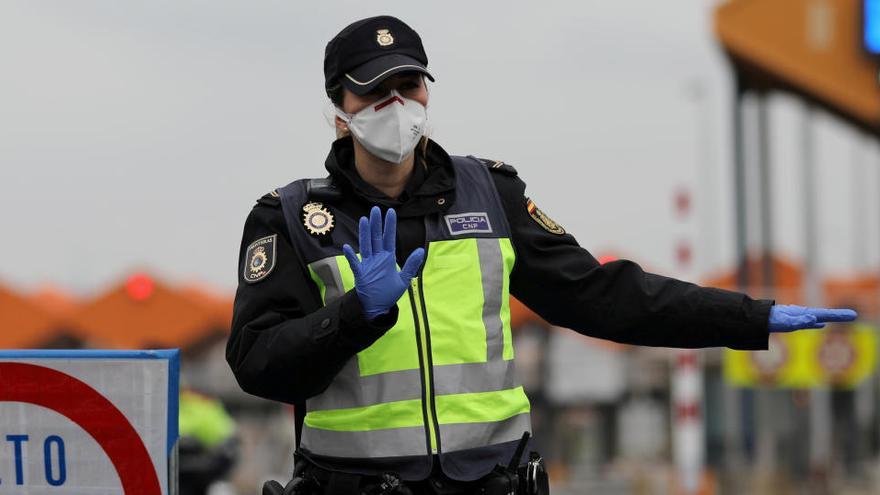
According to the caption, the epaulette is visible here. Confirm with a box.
[255,189,281,207]
[306,177,343,204]
[478,157,518,177]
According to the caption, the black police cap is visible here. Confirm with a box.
[324,16,435,97]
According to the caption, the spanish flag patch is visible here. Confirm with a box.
[526,198,565,235]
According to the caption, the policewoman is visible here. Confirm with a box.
[227,15,856,495]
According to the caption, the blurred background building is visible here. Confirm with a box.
[1,263,879,494]
[5,0,880,494]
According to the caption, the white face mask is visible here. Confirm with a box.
[335,90,427,164]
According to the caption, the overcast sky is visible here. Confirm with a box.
[1,0,875,295]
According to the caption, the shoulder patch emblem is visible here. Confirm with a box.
[526,198,565,235]
[302,202,335,236]
[244,234,277,284]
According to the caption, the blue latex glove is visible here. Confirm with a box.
[768,304,858,332]
[343,206,426,320]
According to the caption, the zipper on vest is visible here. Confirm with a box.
[416,274,443,453]
[409,278,440,454]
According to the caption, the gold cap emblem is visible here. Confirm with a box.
[376,29,394,47]
[302,202,335,235]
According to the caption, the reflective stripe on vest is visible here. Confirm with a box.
[300,236,530,457]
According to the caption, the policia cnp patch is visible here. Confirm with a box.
[526,198,565,235]
[244,234,277,283]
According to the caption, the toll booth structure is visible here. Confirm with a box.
[714,0,880,491]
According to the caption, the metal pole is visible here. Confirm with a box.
[802,108,821,346]
[673,350,704,494]
[734,78,750,291]
[876,139,880,315]
[852,133,868,271]
[757,92,774,291]
[755,92,777,478]
[802,104,831,488]
[724,73,747,482]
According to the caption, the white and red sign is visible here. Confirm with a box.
[0,350,179,494]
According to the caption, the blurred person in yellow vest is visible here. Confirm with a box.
[179,389,239,495]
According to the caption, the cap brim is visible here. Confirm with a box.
[342,53,435,96]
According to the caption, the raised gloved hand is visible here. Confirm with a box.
[768,304,857,333]
[343,206,425,320]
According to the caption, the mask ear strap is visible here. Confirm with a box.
[333,106,353,124]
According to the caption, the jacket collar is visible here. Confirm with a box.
[324,137,456,217]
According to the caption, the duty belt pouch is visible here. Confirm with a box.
[282,451,323,495]
[481,465,518,495]
[480,431,530,495]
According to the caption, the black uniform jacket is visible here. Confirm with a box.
[227,136,772,410]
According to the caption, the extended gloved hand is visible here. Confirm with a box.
[767,304,857,332]
[343,206,425,320]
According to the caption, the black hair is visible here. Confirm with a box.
[327,82,344,108]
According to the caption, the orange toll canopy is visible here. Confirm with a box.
[66,273,232,350]
[0,283,65,348]
[715,0,880,133]
[701,253,880,317]
[702,254,803,290]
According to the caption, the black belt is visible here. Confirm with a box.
[264,461,547,495]
[300,462,474,495]
[264,434,549,495]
